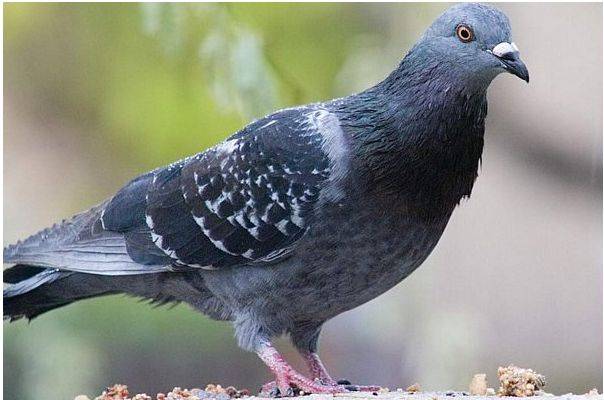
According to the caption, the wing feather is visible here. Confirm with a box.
[144,107,333,268]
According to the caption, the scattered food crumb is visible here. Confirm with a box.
[164,387,192,400]
[497,365,546,397]
[204,384,225,395]
[95,384,130,400]
[79,384,250,400]
[215,384,249,398]
[406,383,421,393]
[469,374,488,396]
[75,373,602,400]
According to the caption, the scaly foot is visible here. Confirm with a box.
[260,378,381,397]
[260,378,349,397]
[300,351,383,393]
[257,342,349,397]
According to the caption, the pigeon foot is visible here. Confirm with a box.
[261,379,382,396]
[299,351,382,393]
[257,342,349,397]
[260,378,348,397]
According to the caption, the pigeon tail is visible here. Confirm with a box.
[3,202,169,275]
[3,268,117,321]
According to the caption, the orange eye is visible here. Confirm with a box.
[456,24,474,43]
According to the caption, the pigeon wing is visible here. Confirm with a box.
[140,107,333,269]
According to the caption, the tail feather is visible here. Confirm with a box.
[3,268,115,321]
[3,267,233,323]
[4,266,68,298]
[4,269,75,321]
[3,203,212,321]
[3,265,46,283]
[3,203,106,262]
[4,203,169,275]
[3,265,187,321]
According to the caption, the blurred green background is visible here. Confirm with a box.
[4,3,602,400]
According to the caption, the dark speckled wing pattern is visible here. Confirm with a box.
[107,107,333,270]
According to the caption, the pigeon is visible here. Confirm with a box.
[4,3,528,396]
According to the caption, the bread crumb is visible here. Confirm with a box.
[94,384,130,400]
[497,365,546,397]
[587,389,600,396]
[205,384,226,394]
[469,374,488,395]
[486,388,496,396]
[406,383,421,393]
[79,383,249,400]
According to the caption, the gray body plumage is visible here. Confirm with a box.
[4,3,528,366]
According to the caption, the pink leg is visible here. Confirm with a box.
[257,342,347,396]
[300,351,338,385]
[300,351,382,392]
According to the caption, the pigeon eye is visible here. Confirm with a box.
[456,24,474,43]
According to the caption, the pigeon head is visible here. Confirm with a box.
[415,3,529,85]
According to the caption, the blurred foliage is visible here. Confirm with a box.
[4,3,403,173]
[141,3,278,119]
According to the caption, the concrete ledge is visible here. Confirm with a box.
[79,387,603,400]
[289,392,604,400]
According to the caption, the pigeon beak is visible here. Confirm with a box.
[489,42,529,83]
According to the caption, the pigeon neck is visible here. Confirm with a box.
[377,45,494,100]
[338,57,489,221]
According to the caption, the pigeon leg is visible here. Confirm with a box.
[299,350,338,385]
[299,350,382,392]
[290,324,382,393]
[291,322,337,384]
[256,342,346,396]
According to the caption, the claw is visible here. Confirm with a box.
[257,342,381,397]
[300,352,382,392]
[260,379,347,397]
[347,385,383,392]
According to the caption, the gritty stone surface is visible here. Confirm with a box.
[268,393,603,400]
[76,363,600,400]
[84,389,604,400]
